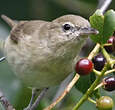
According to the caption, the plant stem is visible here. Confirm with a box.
[44,74,80,110]
[88,97,96,104]
[103,43,112,46]
[72,64,108,110]
[101,46,114,68]
[104,69,115,75]
[93,69,101,76]
[94,82,104,91]
[88,43,100,60]
[99,0,112,13]
[101,46,111,64]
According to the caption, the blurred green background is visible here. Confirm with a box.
[0,0,115,110]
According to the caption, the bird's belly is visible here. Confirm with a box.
[7,56,72,88]
[5,48,72,88]
[4,37,74,88]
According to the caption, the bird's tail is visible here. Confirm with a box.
[1,15,17,28]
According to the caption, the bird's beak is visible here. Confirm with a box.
[79,27,99,36]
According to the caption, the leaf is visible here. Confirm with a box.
[89,9,104,43]
[75,72,96,93]
[103,10,115,43]
[89,9,115,44]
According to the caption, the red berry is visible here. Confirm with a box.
[104,36,115,53]
[75,58,93,75]
[96,96,114,110]
[92,53,106,71]
[103,76,115,91]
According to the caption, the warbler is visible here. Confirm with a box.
[1,14,98,109]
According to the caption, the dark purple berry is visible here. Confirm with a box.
[112,37,115,51]
[92,53,106,71]
[75,58,93,75]
[103,76,115,91]
[104,36,115,53]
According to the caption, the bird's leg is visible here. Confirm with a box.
[24,88,39,110]
[30,88,49,110]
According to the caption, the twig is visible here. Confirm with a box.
[30,88,48,110]
[24,89,40,110]
[94,82,104,91]
[0,90,15,110]
[98,0,112,13]
[104,69,115,75]
[44,74,80,110]
[0,57,5,62]
[88,43,100,60]
[88,97,96,104]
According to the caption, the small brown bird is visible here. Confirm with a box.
[1,14,98,109]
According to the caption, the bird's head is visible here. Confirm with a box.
[46,15,98,51]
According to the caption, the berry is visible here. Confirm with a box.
[92,53,106,71]
[112,37,115,51]
[103,76,115,91]
[96,96,114,110]
[75,58,93,75]
[104,36,115,53]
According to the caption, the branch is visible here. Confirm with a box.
[0,90,15,110]
[31,88,48,110]
[0,57,5,62]
[97,0,112,13]
[44,74,80,110]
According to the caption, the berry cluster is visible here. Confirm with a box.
[74,36,115,110]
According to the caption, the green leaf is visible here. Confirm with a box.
[89,9,115,44]
[75,72,96,93]
[103,10,115,43]
[89,9,104,43]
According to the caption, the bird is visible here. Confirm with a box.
[0,14,98,110]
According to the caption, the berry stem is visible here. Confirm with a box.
[101,46,111,65]
[101,46,115,68]
[88,97,96,104]
[103,43,112,46]
[93,69,101,76]
[94,82,104,91]
[110,60,115,65]
[72,63,108,110]
[104,69,115,75]
[88,43,100,60]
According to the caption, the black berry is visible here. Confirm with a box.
[96,96,114,110]
[92,53,106,71]
[104,36,115,53]
[75,58,93,75]
[103,76,115,91]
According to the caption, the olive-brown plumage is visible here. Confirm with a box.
[2,15,98,88]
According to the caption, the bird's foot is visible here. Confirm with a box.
[24,88,48,110]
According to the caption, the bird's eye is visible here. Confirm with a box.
[63,24,71,31]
